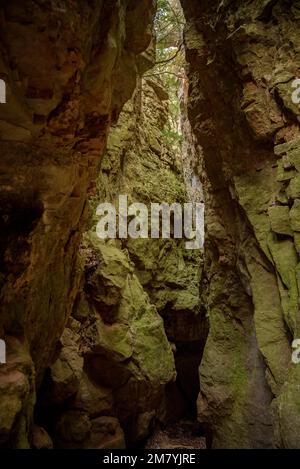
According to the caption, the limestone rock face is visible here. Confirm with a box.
[95,78,204,346]
[0,337,34,448]
[88,77,206,431]
[83,236,176,385]
[50,77,200,445]
[81,234,176,443]
[55,410,125,449]
[47,327,84,404]
[44,77,204,447]
[181,0,300,448]
[0,0,155,448]
[32,425,53,450]
[72,372,113,417]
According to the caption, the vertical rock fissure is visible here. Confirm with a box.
[32,0,208,449]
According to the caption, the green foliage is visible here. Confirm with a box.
[144,0,185,145]
[161,128,183,147]
[155,0,184,57]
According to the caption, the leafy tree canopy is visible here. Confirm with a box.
[145,0,185,147]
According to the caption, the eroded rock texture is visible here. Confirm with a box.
[181,0,300,448]
[38,76,205,448]
[0,0,155,448]
[93,77,206,428]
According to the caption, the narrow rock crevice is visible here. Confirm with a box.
[1,0,300,451]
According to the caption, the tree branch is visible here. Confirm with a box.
[143,71,184,79]
[155,42,183,65]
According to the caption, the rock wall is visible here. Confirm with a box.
[39,76,205,448]
[95,77,206,425]
[97,78,203,347]
[0,0,156,448]
[181,0,300,448]
[5,0,299,451]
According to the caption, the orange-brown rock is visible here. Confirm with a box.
[0,0,155,448]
